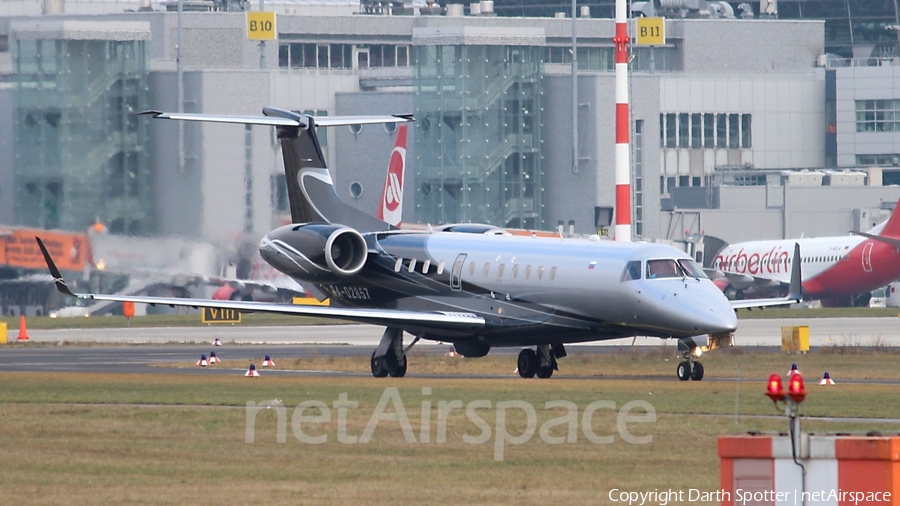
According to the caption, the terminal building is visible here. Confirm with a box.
[0,0,899,267]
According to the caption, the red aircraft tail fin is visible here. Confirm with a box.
[376,124,407,228]
[879,198,900,239]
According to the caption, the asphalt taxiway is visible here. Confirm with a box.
[0,317,896,381]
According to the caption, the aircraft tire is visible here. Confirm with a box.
[676,361,691,381]
[390,358,407,378]
[536,366,553,379]
[371,351,389,378]
[517,349,538,379]
[690,362,704,381]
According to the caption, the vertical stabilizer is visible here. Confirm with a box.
[266,109,392,233]
[877,198,900,239]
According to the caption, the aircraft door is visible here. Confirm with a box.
[862,242,874,272]
[450,254,466,290]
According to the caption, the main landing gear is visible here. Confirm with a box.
[517,344,566,379]
[371,328,417,378]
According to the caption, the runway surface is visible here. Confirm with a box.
[13,317,900,347]
[0,316,897,382]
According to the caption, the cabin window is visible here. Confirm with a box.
[621,261,642,281]
[482,263,490,277]
[646,259,683,279]
[537,266,545,280]
[497,264,505,278]
[511,265,519,279]
[394,258,403,272]
[437,260,445,275]
[677,259,708,279]
[468,262,476,277]
[422,259,431,274]
[408,259,417,273]
[549,267,558,281]
[524,265,532,279]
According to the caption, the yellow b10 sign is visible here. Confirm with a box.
[247,11,276,40]
[635,17,665,46]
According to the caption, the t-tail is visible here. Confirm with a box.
[139,108,413,232]
[376,123,407,228]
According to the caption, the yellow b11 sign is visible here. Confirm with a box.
[635,17,665,46]
[247,11,276,40]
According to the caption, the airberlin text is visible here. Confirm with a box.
[245,387,656,461]
[714,246,790,275]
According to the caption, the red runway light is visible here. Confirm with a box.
[766,373,784,402]
[788,373,807,403]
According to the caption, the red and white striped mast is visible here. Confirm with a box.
[613,0,631,241]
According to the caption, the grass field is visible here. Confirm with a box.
[2,348,899,505]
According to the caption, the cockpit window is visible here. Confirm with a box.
[621,260,642,281]
[678,259,708,279]
[646,259,683,279]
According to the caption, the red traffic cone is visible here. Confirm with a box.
[197,354,209,367]
[445,345,459,357]
[212,338,222,346]
[16,314,29,341]
[245,364,260,377]
[262,355,275,367]
[819,372,835,385]
[208,351,220,364]
[788,363,800,376]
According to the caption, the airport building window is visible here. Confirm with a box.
[660,112,751,150]
[278,43,408,69]
[679,176,689,187]
[703,113,714,148]
[856,100,900,132]
[690,113,702,149]
[678,113,689,148]
[634,119,643,237]
[856,154,900,165]
[716,114,727,148]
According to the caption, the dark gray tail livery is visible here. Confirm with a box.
[140,108,413,232]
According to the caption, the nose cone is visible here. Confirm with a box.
[638,279,737,337]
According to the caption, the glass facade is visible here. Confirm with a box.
[413,45,543,229]
[14,38,150,234]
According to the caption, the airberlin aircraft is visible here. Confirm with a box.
[39,107,800,381]
[710,199,900,307]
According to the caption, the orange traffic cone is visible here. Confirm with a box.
[16,314,29,341]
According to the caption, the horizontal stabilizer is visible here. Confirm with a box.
[851,231,900,249]
[139,109,413,129]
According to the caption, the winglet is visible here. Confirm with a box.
[35,237,76,297]
[787,242,802,301]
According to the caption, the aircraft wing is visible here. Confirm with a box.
[729,243,803,310]
[37,237,482,336]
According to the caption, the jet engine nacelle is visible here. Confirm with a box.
[259,223,368,282]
